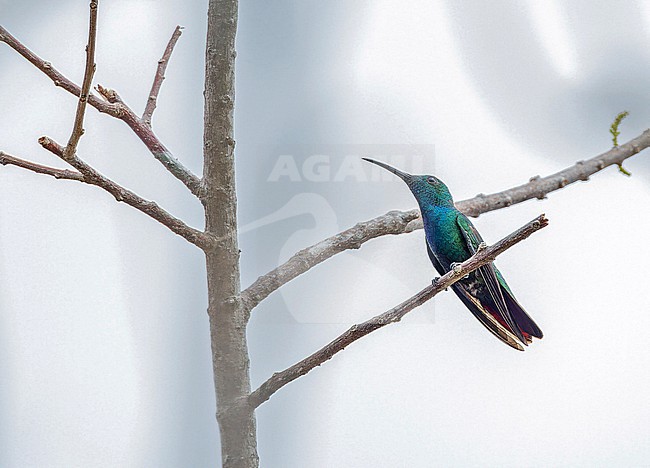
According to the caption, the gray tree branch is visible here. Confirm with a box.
[62,0,97,161]
[0,151,83,181]
[0,3,211,250]
[0,23,203,198]
[248,214,549,408]
[241,129,650,313]
[142,25,183,127]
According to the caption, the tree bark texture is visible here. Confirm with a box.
[203,1,258,467]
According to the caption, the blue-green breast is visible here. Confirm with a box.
[421,206,471,265]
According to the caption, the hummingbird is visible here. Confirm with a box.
[363,158,543,351]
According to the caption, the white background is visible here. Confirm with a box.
[1,1,649,467]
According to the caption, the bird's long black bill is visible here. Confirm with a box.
[362,158,412,182]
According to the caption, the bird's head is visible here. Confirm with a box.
[362,158,455,209]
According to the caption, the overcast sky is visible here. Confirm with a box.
[1,1,650,467]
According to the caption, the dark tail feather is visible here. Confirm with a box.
[451,284,525,351]
[502,289,543,339]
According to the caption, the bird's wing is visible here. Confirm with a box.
[455,213,528,345]
[426,240,525,351]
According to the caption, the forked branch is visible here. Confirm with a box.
[0,23,203,198]
[248,214,549,408]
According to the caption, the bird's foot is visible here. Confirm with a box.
[431,277,448,291]
[477,241,487,252]
[450,262,470,279]
[450,262,463,274]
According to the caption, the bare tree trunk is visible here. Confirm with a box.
[203,1,258,467]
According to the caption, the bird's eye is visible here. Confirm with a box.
[427,176,437,185]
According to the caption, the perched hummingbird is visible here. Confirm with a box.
[363,158,542,351]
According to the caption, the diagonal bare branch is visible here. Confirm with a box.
[0,24,204,198]
[63,0,98,161]
[142,25,183,126]
[37,136,215,250]
[0,151,83,181]
[241,129,650,313]
[248,214,549,408]
[240,209,421,312]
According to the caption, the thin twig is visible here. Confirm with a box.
[63,0,98,161]
[248,214,549,408]
[0,151,84,181]
[241,129,650,313]
[609,111,632,175]
[142,25,183,126]
[610,111,629,147]
[38,136,215,250]
[0,24,203,198]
